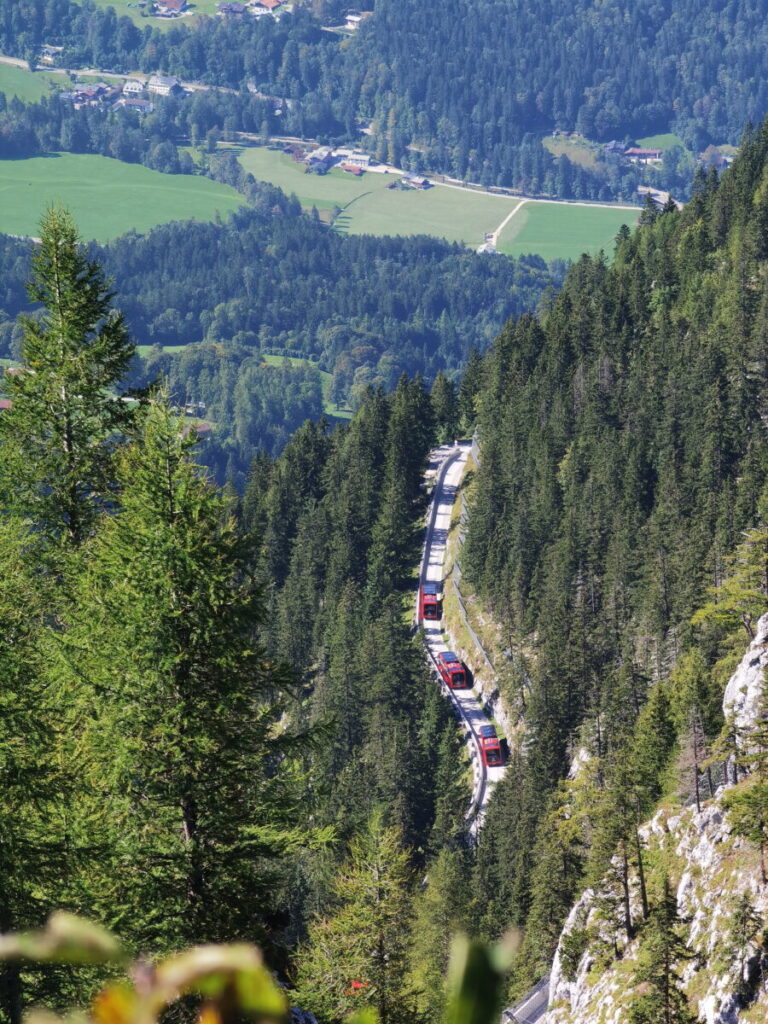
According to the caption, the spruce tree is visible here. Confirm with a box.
[629,877,694,1024]
[0,208,136,548]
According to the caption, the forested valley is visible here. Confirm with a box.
[0,197,556,481]
[4,0,768,197]
[10,117,768,1024]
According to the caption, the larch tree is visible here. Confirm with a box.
[294,812,417,1024]
[0,208,136,549]
[49,398,312,956]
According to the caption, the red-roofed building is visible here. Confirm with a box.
[256,0,284,10]
[0,398,13,411]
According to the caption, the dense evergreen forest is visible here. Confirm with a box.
[461,125,768,1000]
[0,205,556,479]
[12,130,768,1024]
[4,0,767,196]
[0,206,481,1024]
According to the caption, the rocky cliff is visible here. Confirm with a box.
[545,615,768,1024]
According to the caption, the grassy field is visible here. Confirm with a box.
[75,0,245,29]
[237,144,642,259]
[336,185,512,245]
[0,65,66,101]
[542,133,601,169]
[635,132,687,151]
[262,353,352,419]
[235,146,385,209]
[497,201,640,262]
[0,153,244,241]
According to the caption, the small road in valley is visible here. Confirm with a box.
[420,443,550,1022]
[419,442,505,835]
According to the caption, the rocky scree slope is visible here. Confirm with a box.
[546,615,768,1024]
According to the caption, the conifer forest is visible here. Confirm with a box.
[6,2,768,1023]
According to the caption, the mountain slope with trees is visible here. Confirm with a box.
[458,122,768,1004]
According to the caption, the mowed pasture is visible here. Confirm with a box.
[0,65,65,101]
[0,153,244,241]
[237,146,642,260]
[497,201,640,262]
[75,0,237,29]
[235,145,383,209]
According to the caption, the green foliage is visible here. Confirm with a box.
[558,929,590,984]
[49,397,311,954]
[466,123,768,970]
[0,207,135,548]
[629,878,695,1024]
[293,813,417,1024]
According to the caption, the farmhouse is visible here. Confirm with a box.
[345,10,372,29]
[305,145,335,172]
[147,74,182,96]
[624,147,663,164]
[402,172,430,189]
[115,97,154,114]
[155,0,187,13]
[255,0,284,9]
[40,45,63,65]
[122,79,145,96]
[341,151,371,169]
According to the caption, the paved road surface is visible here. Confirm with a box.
[419,442,505,834]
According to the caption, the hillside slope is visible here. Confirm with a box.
[463,119,768,998]
[547,615,768,1024]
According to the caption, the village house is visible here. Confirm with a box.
[122,79,145,96]
[154,0,187,14]
[115,97,154,114]
[147,74,182,96]
[345,10,372,29]
[305,145,335,172]
[39,44,63,66]
[341,151,371,169]
[217,1,247,14]
[623,147,663,165]
[254,0,284,10]
[402,172,430,189]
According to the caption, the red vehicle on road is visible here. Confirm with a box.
[479,725,502,766]
[436,651,468,688]
[419,582,440,620]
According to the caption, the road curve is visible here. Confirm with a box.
[419,444,550,1024]
[418,442,506,837]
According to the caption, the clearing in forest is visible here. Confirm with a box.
[496,201,640,262]
[0,65,65,101]
[237,144,641,260]
[0,153,244,242]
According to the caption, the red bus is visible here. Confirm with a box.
[436,651,468,688]
[420,582,440,620]
[479,725,502,766]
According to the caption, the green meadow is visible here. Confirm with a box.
[0,65,65,101]
[75,0,243,29]
[635,132,687,151]
[237,144,640,259]
[335,183,511,245]
[235,146,386,209]
[497,201,640,262]
[0,153,244,241]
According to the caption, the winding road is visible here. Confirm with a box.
[419,442,550,1023]
[419,442,505,835]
